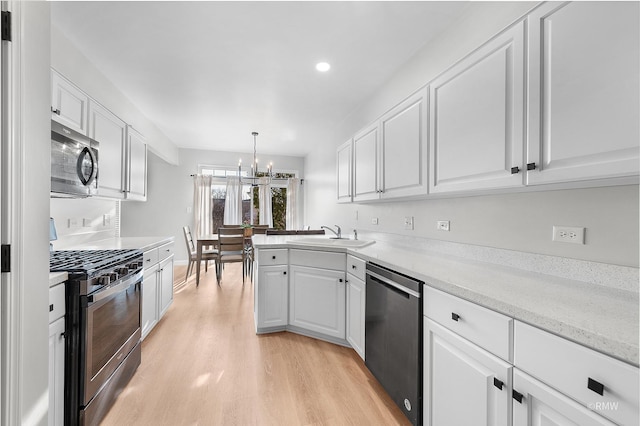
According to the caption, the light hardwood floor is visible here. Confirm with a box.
[101,263,412,426]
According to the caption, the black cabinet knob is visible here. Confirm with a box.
[511,166,520,174]
[451,312,460,322]
[283,271,287,275]
[493,378,504,390]
[352,265,357,269]
[339,278,344,283]
[49,304,54,312]
[587,378,604,395]
[527,162,537,171]
[272,256,276,260]
[512,390,523,403]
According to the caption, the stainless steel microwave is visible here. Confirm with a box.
[51,120,99,198]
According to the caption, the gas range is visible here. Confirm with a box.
[50,249,143,295]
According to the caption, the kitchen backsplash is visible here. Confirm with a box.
[50,198,119,249]
[360,231,639,293]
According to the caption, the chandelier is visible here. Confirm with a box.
[238,131,272,183]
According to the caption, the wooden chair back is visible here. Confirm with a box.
[217,227,245,256]
[183,226,196,255]
[252,225,270,235]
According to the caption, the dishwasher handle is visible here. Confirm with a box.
[366,270,421,298]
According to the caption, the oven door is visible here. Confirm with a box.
[81,273,141,405]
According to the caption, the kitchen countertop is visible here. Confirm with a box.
[253,234,639,367]
[49,271,67,288]
[55,236,174,253]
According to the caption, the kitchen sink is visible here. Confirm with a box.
[288,237,375,248]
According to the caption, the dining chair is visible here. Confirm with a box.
[216,227,247,285]
[183,226,218,282]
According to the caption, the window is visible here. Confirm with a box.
[199,165,298,230]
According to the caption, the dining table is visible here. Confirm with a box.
[195,233,254,285]
[195,234,218,286]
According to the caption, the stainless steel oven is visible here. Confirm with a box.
[50,249,143,426]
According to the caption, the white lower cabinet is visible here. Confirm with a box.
[423,317,512,426]
[141,242,175,339]
[346,275,365,360]
[141,264,159,339]
[48,282,66,426]
[512,369,616,426]
[256,264,289,330]
[424,287,639,426]
[289,264,346,340]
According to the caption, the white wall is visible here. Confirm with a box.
[50,26,179,164]
[50,198,118,249]
[120,148,305,264]
[304,1,640,268]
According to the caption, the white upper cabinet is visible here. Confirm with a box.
[126,126,147,201]
[89,101,127,199]
[526,1,640,185]
[380,88,428,199]
[51,69,89,135]
[336,139,352,203]
[429,22,525,194]
[353,122,380,202]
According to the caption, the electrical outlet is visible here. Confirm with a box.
[82,218,92,227]
[404,216,414,230]
[67,218,78,228]
[371,217,379,225]
[437,220,450,231]
[552,226,585,244]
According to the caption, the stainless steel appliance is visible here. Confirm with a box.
[365,262,423,426]
[51,120,99,198]
[50,249,144,426]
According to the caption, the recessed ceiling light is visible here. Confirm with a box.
[316,62,331,72]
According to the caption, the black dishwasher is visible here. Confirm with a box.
[365,262,423,426]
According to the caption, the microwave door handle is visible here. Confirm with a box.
[77,146,98,186]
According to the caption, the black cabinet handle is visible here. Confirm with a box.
[451,312,460,322]
[352,265,357,269]
[493,378,504,390]
[49,304,54,312]
[51,107,61,115]
[527,162,537,171]
[587,378,604,396]
[339,278,344,283]
[511,166,520,174]
[512,390,523,403]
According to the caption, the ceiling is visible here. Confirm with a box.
[51,1,470,157]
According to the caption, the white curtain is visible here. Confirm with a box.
[223,177,243,225]
[258,177,273,227]
[286,178,301,230]
[193,175,213,237]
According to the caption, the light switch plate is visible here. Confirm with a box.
[437,220,450,231]
[404,216,414,230]
[371,217,379,225]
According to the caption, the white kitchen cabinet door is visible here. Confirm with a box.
[256,264,289,329]
[51,69,89,134]
[125,126,147,201]
[429,22,525,194]
[512,369,616,426]
[336,139,353,203]
[380,88,428,199]
[346,275,365,360]
[423,318,512,426]
[89,101,127,199]
[289,265,346,339]
[141,264,159,340]
[159,256,174,318]
[48,317,65,426]
[526,2,640,185]
[352,122,380,202]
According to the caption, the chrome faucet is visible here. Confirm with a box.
[321,225,342,239]
[353,229,358,240]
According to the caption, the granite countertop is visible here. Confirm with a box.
[252,234,639,366]
[55,236,174,252]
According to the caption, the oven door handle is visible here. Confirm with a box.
[87,270,142,304]
[366,270,421,298]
